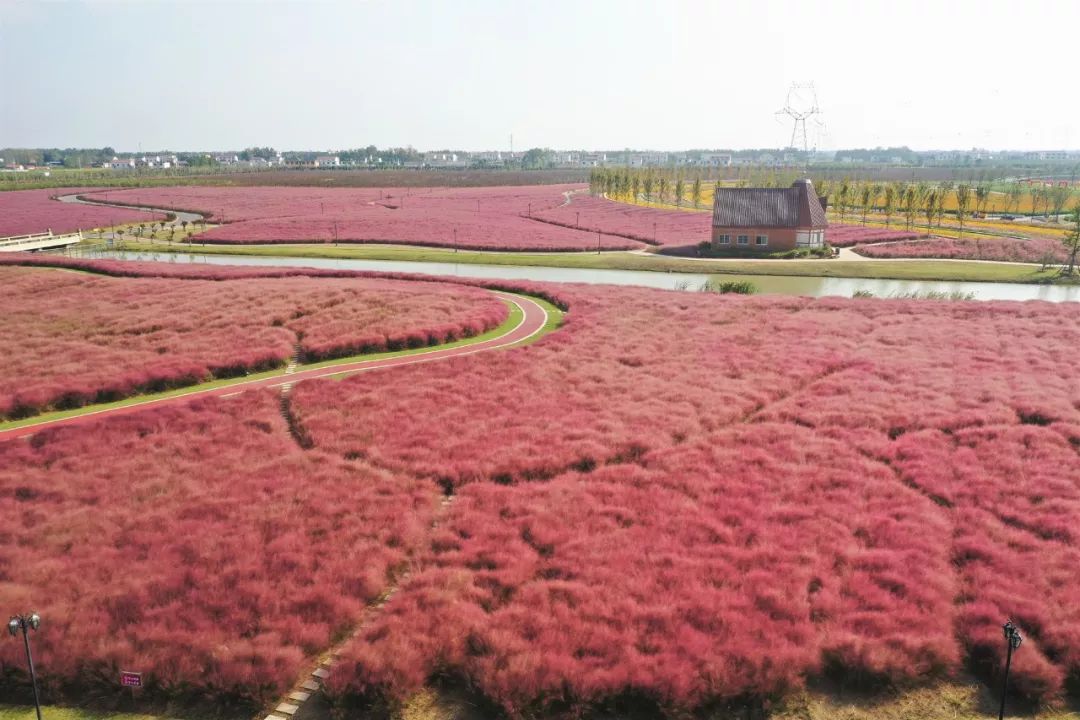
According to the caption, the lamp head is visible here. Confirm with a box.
[28,613,40,631]
[7,618,19,637]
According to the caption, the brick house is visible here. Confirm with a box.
[711,180,828,252]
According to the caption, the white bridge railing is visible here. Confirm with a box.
[0,230,84,252]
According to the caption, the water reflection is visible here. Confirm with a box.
[90,250,1080,303]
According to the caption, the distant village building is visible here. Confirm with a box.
[699,153,733,167]
[314,155,341,167]
[711,180,828,252]
[105,157,136,170]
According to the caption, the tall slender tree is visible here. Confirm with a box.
[923,188,938,231]
[837,180,852,223]
[1063,202,1080,275]
[1049,184,1072,222]
[1006,182,1024,214]
[955,183,972,240]
[882,184,898,228]
[1028,183,1042,217]
[974,184,991,217]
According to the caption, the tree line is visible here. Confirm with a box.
[590,168,1078,231]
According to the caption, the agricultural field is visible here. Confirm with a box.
[0,265,506,419]
[0,189,163,237]
[79,185,641,251]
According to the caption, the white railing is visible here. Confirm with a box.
[0,230,84,252]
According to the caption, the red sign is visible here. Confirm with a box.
[120,671,142,688]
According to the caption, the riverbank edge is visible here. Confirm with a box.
[108,240,1078,285]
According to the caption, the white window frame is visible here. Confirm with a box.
[717,234,730,244]
[737,234,749,245]
[755,234,768,246]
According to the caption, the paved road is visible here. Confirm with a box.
[0,291,549,443]
[57,192,205,226]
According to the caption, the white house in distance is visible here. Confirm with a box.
[700,153,733,167]
[314,155,341,167]
[104,157,136,170]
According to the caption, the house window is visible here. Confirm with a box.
[737,235,749,245]
[718,234,730,244]
[755,235,768,246]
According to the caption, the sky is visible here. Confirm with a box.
[2,0,1079,152]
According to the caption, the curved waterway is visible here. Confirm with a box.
[94,250,1080,302]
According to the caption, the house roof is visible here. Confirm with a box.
[712,180,828,229]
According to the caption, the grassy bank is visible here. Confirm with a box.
[113,240,1074,284]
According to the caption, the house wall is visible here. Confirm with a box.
[711,227,799,251]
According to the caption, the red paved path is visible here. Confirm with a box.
[0,292,548,442]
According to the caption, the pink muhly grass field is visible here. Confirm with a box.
[0,266,506,419]
[531,194,709,248]
[292,285,1080,712]
[6,258,1080,713]
[81,185,641,251]
[854,235,1068,263]
[0,391,438,707]
[826,224,921,247]
[0,189,164,236]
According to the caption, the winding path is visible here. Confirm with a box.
[0,291,551,443]
[57,192,205,226]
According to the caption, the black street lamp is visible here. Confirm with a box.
[8,612,43,720]
[999,619,1023,720]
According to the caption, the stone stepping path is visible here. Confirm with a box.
[256,495,457,720]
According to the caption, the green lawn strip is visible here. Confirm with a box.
[0,706,183,720]
[0,297,558,434]
[120,241,1076,284]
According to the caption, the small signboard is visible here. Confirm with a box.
[120,671,142,688]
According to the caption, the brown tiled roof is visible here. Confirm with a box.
[712,180,828,229]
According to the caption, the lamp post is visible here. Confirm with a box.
[8,612,43,720]
[999,619,1023,720]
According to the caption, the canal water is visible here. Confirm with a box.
[94,250,1080,302]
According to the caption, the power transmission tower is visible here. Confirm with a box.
[776,83,822,153]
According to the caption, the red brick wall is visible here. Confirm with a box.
[711,227,799,251]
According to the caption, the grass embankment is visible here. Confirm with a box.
[0,708,183,720]
[115,240,1072,284]
[0,296,562,435]
[383,682,1080,720]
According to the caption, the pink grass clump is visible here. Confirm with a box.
[827,223,921,247]
[855,235,1068,263]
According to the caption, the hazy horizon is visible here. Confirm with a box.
[3,0,1078,153]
